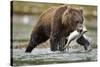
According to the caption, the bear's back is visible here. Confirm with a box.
[38,6,57,24]
[38,5,68,25]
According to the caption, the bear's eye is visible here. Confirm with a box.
[76,21,79,23]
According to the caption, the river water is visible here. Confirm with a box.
[12,47,97,66]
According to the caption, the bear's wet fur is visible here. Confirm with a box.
[25,5,84,53]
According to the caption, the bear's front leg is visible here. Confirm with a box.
[50,32,60,51]
[50,31,66,52]
[76,35,92,51]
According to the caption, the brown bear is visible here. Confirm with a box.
[25,5,84,53]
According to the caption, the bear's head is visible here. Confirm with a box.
[62,6,84,32]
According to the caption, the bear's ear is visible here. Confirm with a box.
[63,6,71,14]
[62,6,72,25]
[67,6,71,13]
[62,12,70,27]
[62,6,77,27]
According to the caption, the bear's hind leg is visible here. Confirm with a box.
[25,31,49,53]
